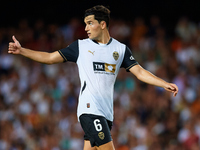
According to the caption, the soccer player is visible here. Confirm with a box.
[8,5,178,150]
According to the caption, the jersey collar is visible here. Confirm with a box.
[92,38,112,45]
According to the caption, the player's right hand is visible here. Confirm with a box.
[8,35,22,54]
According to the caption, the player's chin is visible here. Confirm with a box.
[88,35,96,40]
[88,36,94,40]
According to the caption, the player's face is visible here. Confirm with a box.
[84,15,102,41]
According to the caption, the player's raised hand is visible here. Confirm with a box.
[8,35,22,54]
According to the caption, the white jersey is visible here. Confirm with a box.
[59,38,138,121]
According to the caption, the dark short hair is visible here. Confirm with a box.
[84,5,110,27]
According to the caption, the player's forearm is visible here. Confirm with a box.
[20,47,53,64]
[137,69,167,88]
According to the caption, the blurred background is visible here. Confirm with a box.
[1,0,200,150]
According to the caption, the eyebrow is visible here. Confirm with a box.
[85,19,93,24]
[85,20,92,23]
[86,21,92,23]
[86,17,93,20]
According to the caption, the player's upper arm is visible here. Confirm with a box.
[49,51,65,64]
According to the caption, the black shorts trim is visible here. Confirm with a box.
[79,114,113,147]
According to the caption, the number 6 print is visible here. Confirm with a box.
[94,119,102,131]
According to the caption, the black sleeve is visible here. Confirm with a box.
[58,40,79,63]
[121,46,138,72]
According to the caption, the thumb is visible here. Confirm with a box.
[12,35,18,43]
[169,85,175,90]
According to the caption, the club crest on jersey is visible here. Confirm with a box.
[113,51,119,61]
[98,132,105,140]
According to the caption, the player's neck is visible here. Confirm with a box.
[97,30,110,44]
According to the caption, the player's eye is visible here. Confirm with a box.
[89,22,93,25]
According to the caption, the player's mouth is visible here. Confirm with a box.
[87,33,91,37]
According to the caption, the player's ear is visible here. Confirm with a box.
[100,21,107,29]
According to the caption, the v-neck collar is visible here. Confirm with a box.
[92,38,112,45]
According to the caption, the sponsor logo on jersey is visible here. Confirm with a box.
[88,50,95,55]
[93,62,116,75]
[113,51,119,61]
[98,132,105,140]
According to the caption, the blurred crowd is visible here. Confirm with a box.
[0,15,200,150]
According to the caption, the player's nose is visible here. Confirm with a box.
[85,25,89,31]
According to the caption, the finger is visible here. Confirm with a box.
[171,84,178,90]
[8,50,13,54]
[8,47,16,51]
[8,49,15,54]
[172,87,178,97]
[9,42,15,47]
[8,48,17,53]
[169,87,175,91]
[169,84,179,92]
[166,86,175,92]
[12,35,18,43]
[173,91,178,97]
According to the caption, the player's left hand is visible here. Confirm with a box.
[164,83,178,97]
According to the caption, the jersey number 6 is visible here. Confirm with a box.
[94,119,102,131]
